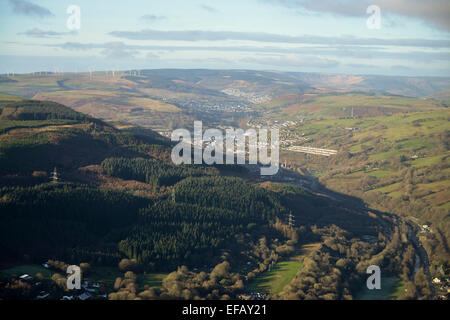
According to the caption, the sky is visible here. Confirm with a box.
[0,0,449,76]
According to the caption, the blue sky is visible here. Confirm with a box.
[0,0,449,76]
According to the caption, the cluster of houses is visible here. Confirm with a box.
[409,217,434,234]
[421,224,433,234]
[57,280,106,301]
[157,131,172,139]
[15,273,51,300]
[201,104,251,113]
[432,276,450,300]
[246,119,314,149]
[238,292,269,300]
[181,100,252,114]
[247,119,300,130]
[222,88,272,104]
[15,262,108,300]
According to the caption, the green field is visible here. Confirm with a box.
[84,267,123,289]
[0,264,55,279]
[369,150,402,160]
[366,170,395,178]
[138,272,169,289]
[356,277,405,300]
[0,93,24,102]
[248,260,303,295]
[260,93,444,120]
[86,267,168,290]
[284,107,449,212]
[408,155,447,168]
[248,243,320,295]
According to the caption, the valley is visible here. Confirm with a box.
[0,69,449,300]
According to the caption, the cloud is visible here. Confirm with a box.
[244,54,340,68]
[346,63,379,69]
[44,41,450,63]
[261,0,450,31]
[18,28,77,38]
[45,41,137,59]
[107,29,450,48]
[261,0,369,16]
[200,5,219,13]
[55,42,98,51]
[140,14,166,23]
[145,52,160,59]
[9,0,53,18]
[390,65,412,71]
[377,0,450,31]
[100,42,138,59]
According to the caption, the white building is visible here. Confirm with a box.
[432,278,441,284]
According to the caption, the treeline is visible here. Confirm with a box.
[277,222,430,300]
[0,100,89,121]
[118,176,285,268]
[173,176,285,221]
[101,157,217,187]
[0,176,291,270]
[0,183,150,260]
[109,262,244,300]
[119,201,245,267]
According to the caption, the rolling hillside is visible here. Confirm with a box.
[0,70,449,133]
[268,93,450,273]
[0,96,413,300]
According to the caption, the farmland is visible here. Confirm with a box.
[264,93,449,278]
[0,73,192,131]
[259,93,444,119]
[248,243,320,296]
[277,108,449,210]
[356,277,405,300]
[248,259,303,296]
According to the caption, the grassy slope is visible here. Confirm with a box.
[259,93,443,119]
[248,260,303,295]
[248,243,320,296]
[138,273,169,290]
[280,108,449,210]
[356,277,405,300]
[0,264,54,279]
[0,93,24,102]
[328,111,448,207]
[266,92,449,272]
[0,74,185,130]
[0,95,171,177]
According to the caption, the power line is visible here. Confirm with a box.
[288,212,295,228]
[51,167,60,183]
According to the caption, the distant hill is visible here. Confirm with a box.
[0,97,170,175]
[0,100,89,121]
[0,70,448,132]
[428,89,450,106]
[257,92,446,119]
